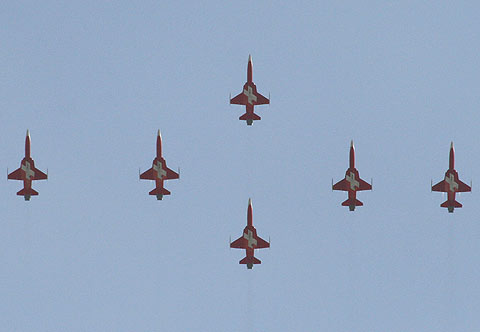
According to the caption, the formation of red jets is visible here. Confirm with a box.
[7,56,472,269]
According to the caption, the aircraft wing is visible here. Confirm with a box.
[332,178,348,191]
[8,167,22,180]
[230,92,247,105]
[140,168,155,180]
[457,179,471,192]
[255,235,270,249]
[33,167,47,180]
[254,91,269,105]
[166,167,179,180]
[230,235,246,249]
[357,178,372,191]
[432,180,446,192]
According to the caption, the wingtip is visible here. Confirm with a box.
[26,129,30,138]
[248,54,252,63]
[157,129,161,137]
[350,140,354,148]
[248,197,252,206]
[450,141,454,149]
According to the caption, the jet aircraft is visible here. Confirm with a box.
[332,141,372,211]
[8,130,48,200]
[230,198,270,269]
[432,142,471,213]
[230,55,269,125]
[140,130,179,200]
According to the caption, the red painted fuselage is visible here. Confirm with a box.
[140,130,179,200]
[8,130,48,200]
[432,142,471,212]
[230,199,269,269]
[230,55,270,125]
[332,141,372,211]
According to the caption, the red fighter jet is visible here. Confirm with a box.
[8,130,48,201]
[432,142,471,213]
[230,55,269,125]
[332,141,372,211]
[230,198,270,269]
[140,130,179,200]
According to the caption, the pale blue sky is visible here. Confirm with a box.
[1,2,480,331]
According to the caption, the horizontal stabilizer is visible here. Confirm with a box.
[441,200,462,208]
[149,187,171,196]
[17,188,38,196]
[239,256,261,265]
[239,113,261,121]
[342,198,363,207]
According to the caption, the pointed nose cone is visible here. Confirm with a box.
[449,141,455,170]
[156,129,162,158]
[25,129,31,158]
[247,198,253,227]
[349,140,355,168]
[247,55,253,83]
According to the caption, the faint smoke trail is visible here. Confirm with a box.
[23,204,32,264]
[246,272,254,331]
[347,222,356,328]
[445,223,455,332]
[246,130,254,186]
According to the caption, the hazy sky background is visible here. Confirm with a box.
[1,2,480,331]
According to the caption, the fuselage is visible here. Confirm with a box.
[140,129,179,200]
[346,143,358,207]
[445,143,457,203]
[431,142,471,213]
[21,133,34,196]
[152,157,167,191]
[242,226,257,261]
[345,170,359,202]
[154,132,166,193]
[445,170,458,202]
[242,82,257,115]
[230,198,269,269]
[240,56,260,124]
[20,157,35,193]
[243,200,260,268]
[230,55,269,125]
[241,57,259,121]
